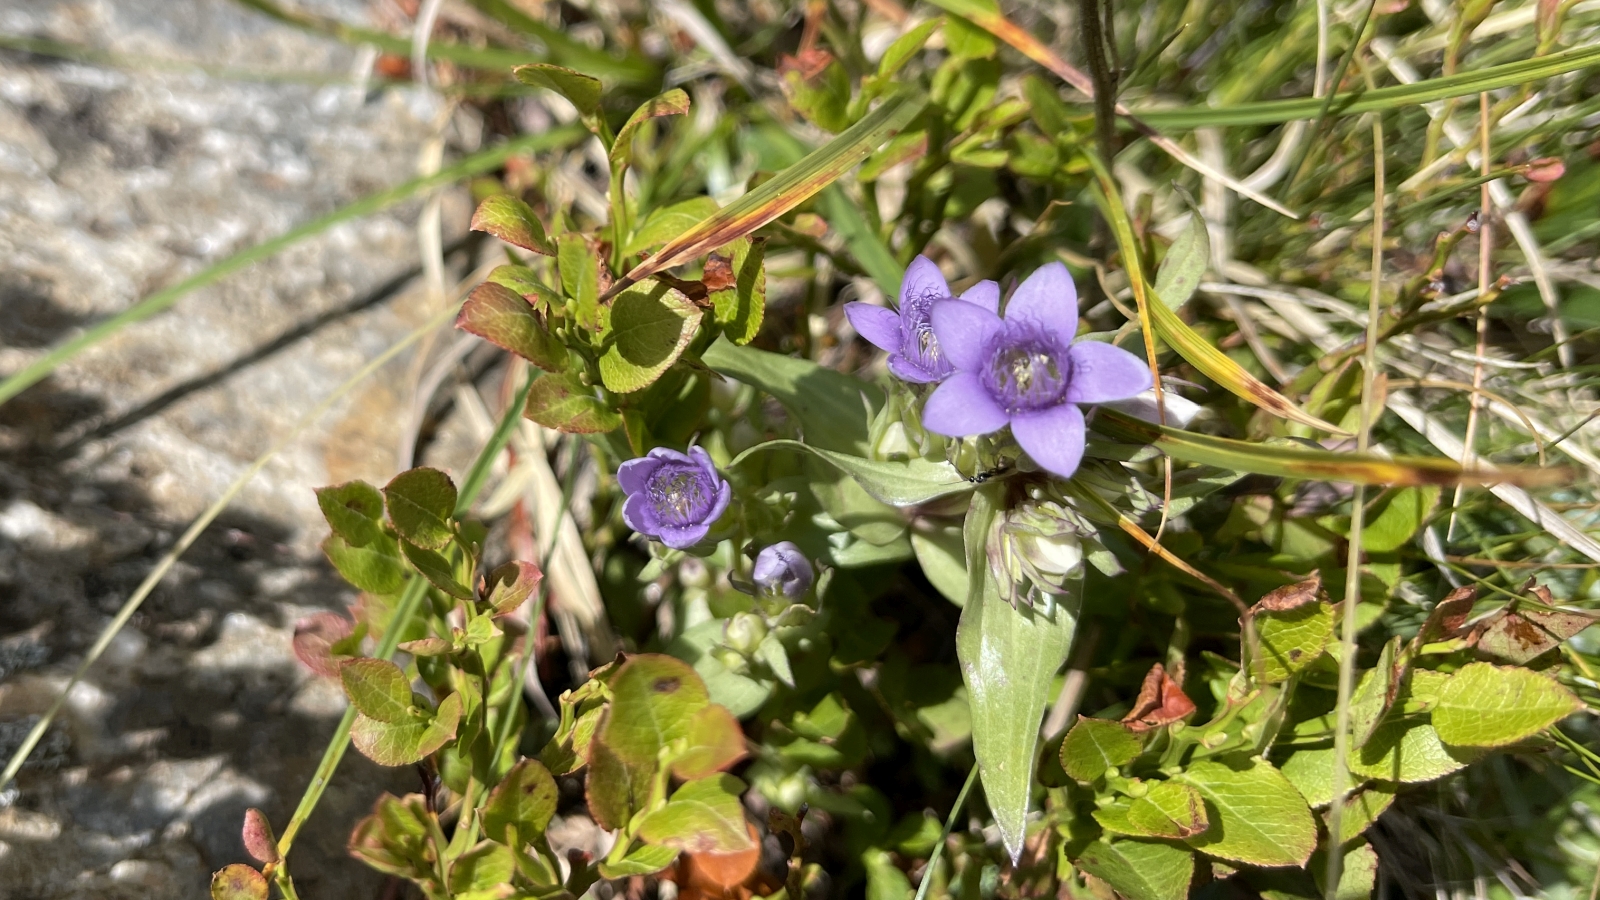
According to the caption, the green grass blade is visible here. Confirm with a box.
[603,89,927,299]
[1095,408,1561,488]
[0,127,583,408]
[1131,42,1600,128]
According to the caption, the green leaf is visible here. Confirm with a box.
[864,847,914,900]
[383,468,458,551]
[876,18,940,81]
[666,620,773,719]
[1433,662,1584,748]
[1127,781,1210,839]
[731,439,972,507]
[702,339,882,454]
[957,484,1078,861]
[1328,784,1395,844]
[911,522,968,606]
[781,52,852,132]
[1153,210,1209,310]
[348,793,434,880]
[624,197,721,257]
[598,281,701,393]
[1279,747,1337,808]
[1075,839,1194,900]
[481,759,558,846]
[486,264,561,308]
[1175,758,1316,867]
[1349,719,1475,783]
[469,194,555,256]
[316,480,386,547]
[351,691,463,766]
[448,841,514,894]
[210,864,268,900]
[340,658,416,724]
[523,371,622,434]
[1060,717,1142,782]
[709,237,766,346]
[754,632,793,687]
[600,654,712,768]
[584,724,642,830]
[636,774,754,854]
[1348,637,1400,748]
[559,232,602,333]
[610,89,691,171]
[1364,486,1439,553]
[1313,841,1379,900]
[596,843,680,878]
[1254,602,1335,683]
[513,63,602,117]
[482,561,543,614]
[400,541,474,601]
[322,533,405,595]
[607,88,926,298]
[456,282,567,371]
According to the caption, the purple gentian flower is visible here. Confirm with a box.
[618,447,732,549]
[844,255,1000,383]
[922,262,1151,480]
[752,542,814,599]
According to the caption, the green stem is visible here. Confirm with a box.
[912,764,979,900]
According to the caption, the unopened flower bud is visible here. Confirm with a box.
[724,612,767,654]
[989,500,1094,604]
[752,541,814,600]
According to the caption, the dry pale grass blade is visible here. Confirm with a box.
[514,421,615,668]
[925,0,1300,218]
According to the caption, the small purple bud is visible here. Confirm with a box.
[618,447,732,550]
[752,541,814,599]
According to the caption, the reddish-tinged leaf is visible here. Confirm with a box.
[210,864,268,900]
[523,371,623,434]
[1122,663,1196,732]
[456,282,567,372]
[602,89,925,300]
[1251,574,1325,614]
[1470,584,1596,664]
[676,822,763,892]
[611,89,691,170]
[481,758,559,846]
[671,704,748,780]
[1525,157,1565,182]
[1419,586,1478,643]
[470,195,555,256]
[482,560,543,614]
[242,809,278,865]
[293,611,355,678]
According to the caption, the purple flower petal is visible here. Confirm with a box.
[657,522,710,549]
[617,456,661,496]
[1011,403,1087,480]
[1064,340,1153,404]
[845,302,902,353]
[1005,262,1077,337]
[888,354,940,383]
[901,255,950,308]
[930,300,1003,371]
[960,279,1001,313]
[621,493,656,534]
[706,479,732,525]
[688,445,717,472]
[922,371,1009,437]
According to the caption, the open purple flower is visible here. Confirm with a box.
[752,541,814,599]
[845,255,1000,383]
[922,262,1151,480]
[618,447,731,549]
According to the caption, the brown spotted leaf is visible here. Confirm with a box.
[1251,573,1325,614]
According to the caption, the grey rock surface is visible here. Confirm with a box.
[0,1,488,896]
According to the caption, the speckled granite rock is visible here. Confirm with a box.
[0,1,487,896]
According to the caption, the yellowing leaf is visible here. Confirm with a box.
[1434,662,1584,748]
[1176,758,1316,867]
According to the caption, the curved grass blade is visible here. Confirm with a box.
[912,763,978,900]
[1132,41,1600,129]
[1086,163,1348,435]
[925,0,1297,218]
[0,127,584,408]
[0,302,459,794]
[602,89,927,300]
[1095,408,1562,488]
